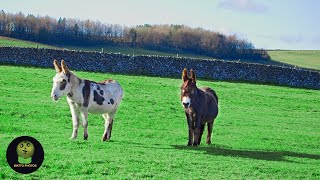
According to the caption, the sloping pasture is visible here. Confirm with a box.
[0,65,319,179]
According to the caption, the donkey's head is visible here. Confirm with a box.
[51,60,72,101]
[181,68,197,108]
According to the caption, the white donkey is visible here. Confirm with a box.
[51,60,123,141]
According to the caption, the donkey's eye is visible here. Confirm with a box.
[60,79,66,84]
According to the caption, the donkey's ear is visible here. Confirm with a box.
[53,59,62,73]
[182,68,188,82]
[61,60,70,74]
[190,69,196,83]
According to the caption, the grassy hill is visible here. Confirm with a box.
[0,65,319,179]
[0,36,211,59]
[268,50,320,70]
[1,36,320,70]
[0,36,56,49]
[62,45,213,59]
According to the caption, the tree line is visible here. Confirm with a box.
[0,10,270,60]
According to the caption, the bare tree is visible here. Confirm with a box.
[0,10,270,61]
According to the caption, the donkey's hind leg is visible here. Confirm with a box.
[102,113,115,141]
[206,121,213,144]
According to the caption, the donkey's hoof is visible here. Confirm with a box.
[84,134,88,140]
[102,137,109,141]
[70,137,76,140]
[206,140,211,145]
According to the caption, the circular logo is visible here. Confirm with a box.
[6,136,44,174]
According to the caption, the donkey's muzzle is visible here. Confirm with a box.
[51,94,58,101]
[183,102,190,108]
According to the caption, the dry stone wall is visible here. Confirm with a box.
[0,47,319,89]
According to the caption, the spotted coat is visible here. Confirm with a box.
[51,60,123,141]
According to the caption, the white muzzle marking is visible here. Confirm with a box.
[182,96,191,108]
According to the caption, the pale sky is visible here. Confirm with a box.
[1,0,320,50]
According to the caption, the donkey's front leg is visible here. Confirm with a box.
[186,113,194,146]
[69,102,80,140]
[198,123,205,145]
[193,116,202,146]
[80,110,89,140]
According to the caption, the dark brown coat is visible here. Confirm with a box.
[181,68,218,146]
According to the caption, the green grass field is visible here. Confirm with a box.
[0,65,319,179]
[268,50,320,70]
[0,36,56,49]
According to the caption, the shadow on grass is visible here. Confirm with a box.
[111,140,320,162]
[172,144,320,162]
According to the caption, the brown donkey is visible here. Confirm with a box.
[180,68,218,146]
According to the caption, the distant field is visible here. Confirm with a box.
[268,50,320,70]
[0,36,56,49]
[1,36,320,70]
[62,45,213,59]
[0,65,319,179]
[0,36,212,59]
